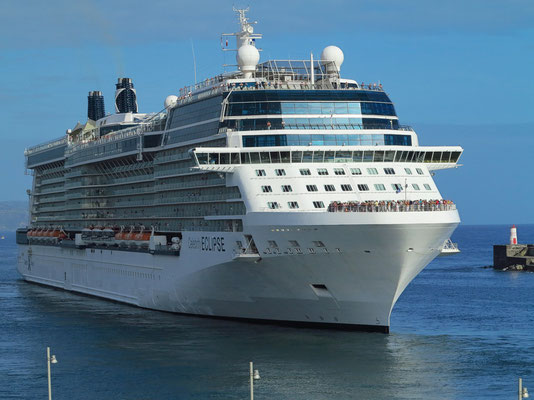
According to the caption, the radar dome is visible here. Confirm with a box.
[236,44,260,78]
[164,95,178,109]
[320,45,344,73]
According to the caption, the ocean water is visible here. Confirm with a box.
[1,224,534,400]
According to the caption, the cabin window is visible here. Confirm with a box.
[281,185,293,192]
[324,185,336,192]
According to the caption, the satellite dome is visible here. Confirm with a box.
[236,45,260,78]
[320,45,344,72]
[164,95,178,109]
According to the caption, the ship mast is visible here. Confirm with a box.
[221,7,262,52]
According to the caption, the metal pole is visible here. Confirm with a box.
[250,361,254,400]
[47,347,52,400]
[519,377,523,400]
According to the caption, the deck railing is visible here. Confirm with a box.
[328,200,456,213]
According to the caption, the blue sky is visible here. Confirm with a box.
[1,0,533,225]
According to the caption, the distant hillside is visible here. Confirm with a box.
[0,201,29,231]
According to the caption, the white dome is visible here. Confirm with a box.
[236,45,260,77]
[164,95,178,109]
[320,45,344,72]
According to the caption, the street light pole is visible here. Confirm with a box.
[47,347,57,400]
[519,378,529,400]
[249,361,260,400]
[250,362,254,400]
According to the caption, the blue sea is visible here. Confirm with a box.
[1,225,534,400]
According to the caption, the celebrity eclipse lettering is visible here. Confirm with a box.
[201,236,225,252]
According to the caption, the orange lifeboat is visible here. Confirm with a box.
[140,231,151,241]
[125,227,135,240]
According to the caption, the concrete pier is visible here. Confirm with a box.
[493,244,534,271]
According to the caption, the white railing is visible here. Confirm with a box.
[25,136,68,155]
[328,200,456,213]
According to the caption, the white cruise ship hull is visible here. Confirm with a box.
[17,210,459,332]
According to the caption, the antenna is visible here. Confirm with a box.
[221,8,262,53]
[190,39,197,84]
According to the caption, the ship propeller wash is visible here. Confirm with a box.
[16,9,462,332]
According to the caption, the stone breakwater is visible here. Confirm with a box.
[493,244,534,271]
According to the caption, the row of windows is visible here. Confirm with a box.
[229,118,400,132]
[260,182,433,193]
[242,134,411,148]
[227,101,396,117]
[167,95,222,130]
[256,167,425,177]
[196,149,461,165]
[227,89,392,104]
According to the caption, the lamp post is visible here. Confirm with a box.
[249,361,260,400]
[519,378,529,400]
[47,347,58,400]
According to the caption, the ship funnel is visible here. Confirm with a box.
[115,78,138,113]
[88,91,105,121]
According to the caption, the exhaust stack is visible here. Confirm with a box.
[88,91,105,121]
[115,78,138,113]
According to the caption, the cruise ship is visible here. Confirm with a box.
[16,9,462,333]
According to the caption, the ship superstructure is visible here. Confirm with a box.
[16,9,462,332]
